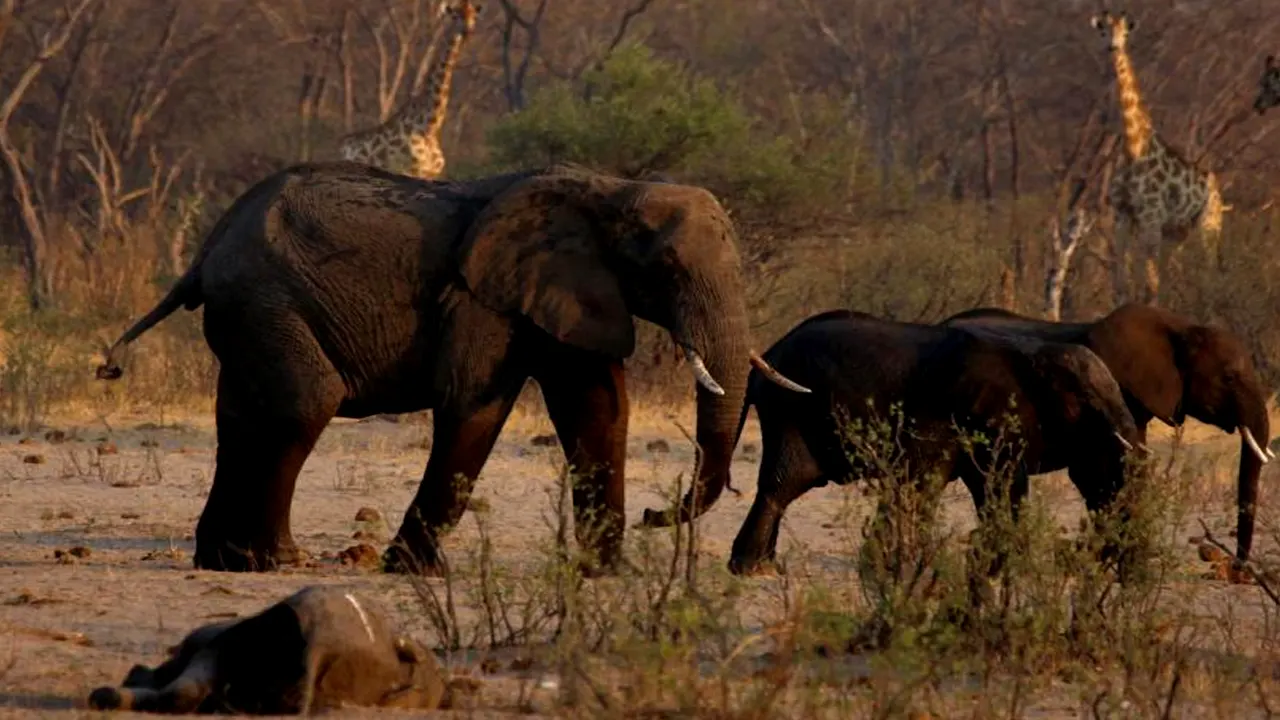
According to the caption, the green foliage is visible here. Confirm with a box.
[485,44,849,213]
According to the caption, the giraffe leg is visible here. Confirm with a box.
[1143,254,1160,305]
[1108,217,1132,305]
[1143,222,1180,306]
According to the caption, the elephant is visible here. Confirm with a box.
[86,585,446,714]
[724,310,1146,577]
[95,161,808,574]
[941,303,1272,564]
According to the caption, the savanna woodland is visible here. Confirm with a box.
[4,0,1280,717]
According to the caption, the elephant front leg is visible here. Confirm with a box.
[538,360,629,576]
[728,428,820,576]
[1067,454,1140,581]
[957,466,1030,613]
[384,394,520,575]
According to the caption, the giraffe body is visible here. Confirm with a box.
[1091,10,1228,302]
[339,1,476,180]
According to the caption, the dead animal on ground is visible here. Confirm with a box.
[86,585,446,715]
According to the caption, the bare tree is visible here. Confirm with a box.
[496,0,549,111]
[0,0,101,309]
[353,0,448,122]
[1044,204,1093,322]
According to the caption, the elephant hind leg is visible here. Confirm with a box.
[195,320,345,572]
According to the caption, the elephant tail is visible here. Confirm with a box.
[96,268,204,381]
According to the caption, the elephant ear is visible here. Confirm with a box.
[1087,311,1183,424]
[1027,344,1084,425]
[457,176,636,359]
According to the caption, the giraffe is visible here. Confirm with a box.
[1255,54,1280,115]
[1091,10,1228,304]
[338,0,477,179]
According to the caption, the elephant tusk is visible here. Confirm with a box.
[1113,431,1134,452]
[1241,426,1271,465]
[749,352,812,394]
[1267,448,1277,460]
[683,346,725,396]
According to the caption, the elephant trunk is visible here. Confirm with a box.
[1235,398,1271,562]
[639,281,754,527]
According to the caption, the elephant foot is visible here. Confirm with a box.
[382,542,447,577]
[88,687,125,711]
[193,538,307,573]
[638,507,680,528]
[576,550,625,579]
[727,556,781,577]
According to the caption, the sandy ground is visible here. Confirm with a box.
[0,395,1276,718]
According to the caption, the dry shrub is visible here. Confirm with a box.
[0,216,216,430]
[395,400,1269,717]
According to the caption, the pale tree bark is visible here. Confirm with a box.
[352,0,446,122]
[42,2,100,217]
[252,0,339,159]
[0,0,101,310]
[337,9,355,131]
[296,38,328,161]
[408,1,450,97]
[1038,103,1119,319]
[1044,205,1092,322]
[112,0,234,163]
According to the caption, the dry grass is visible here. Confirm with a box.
[1,202,1280,717]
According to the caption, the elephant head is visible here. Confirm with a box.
[1023,342,1144,461]
[455,167,808,528]
[1256,54,1280,115]
[1087,305,1272,561]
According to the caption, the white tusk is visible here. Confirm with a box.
[1113,431,1133,451]
[1241,426,1270,465]
[344,593,377,644]
[683,347,725,396]
[1266,446,1276,460]
[749,352,812,394]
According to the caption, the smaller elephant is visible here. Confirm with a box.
[87,586,445,715]
[1255,54,1280,114]
[942,303,1271,563]
[728,310,1145,576]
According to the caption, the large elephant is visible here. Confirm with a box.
[725,310,1145,576]
[941,303,1272,563]
[95,161,807,574]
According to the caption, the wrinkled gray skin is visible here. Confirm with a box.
[96,161,806,574]
[943,303,1272,564]
[728,310,1144,576]
[86,586,445,714]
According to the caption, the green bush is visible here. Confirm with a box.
[485,44,845,214]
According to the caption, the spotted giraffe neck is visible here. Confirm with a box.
[397,12,471,147]
[1109,43,1155,160]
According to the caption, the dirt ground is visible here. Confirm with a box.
[0,394,1275,718]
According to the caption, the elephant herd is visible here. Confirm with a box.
[96,161,1269,582]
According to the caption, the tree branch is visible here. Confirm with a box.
[497,0,549,111]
